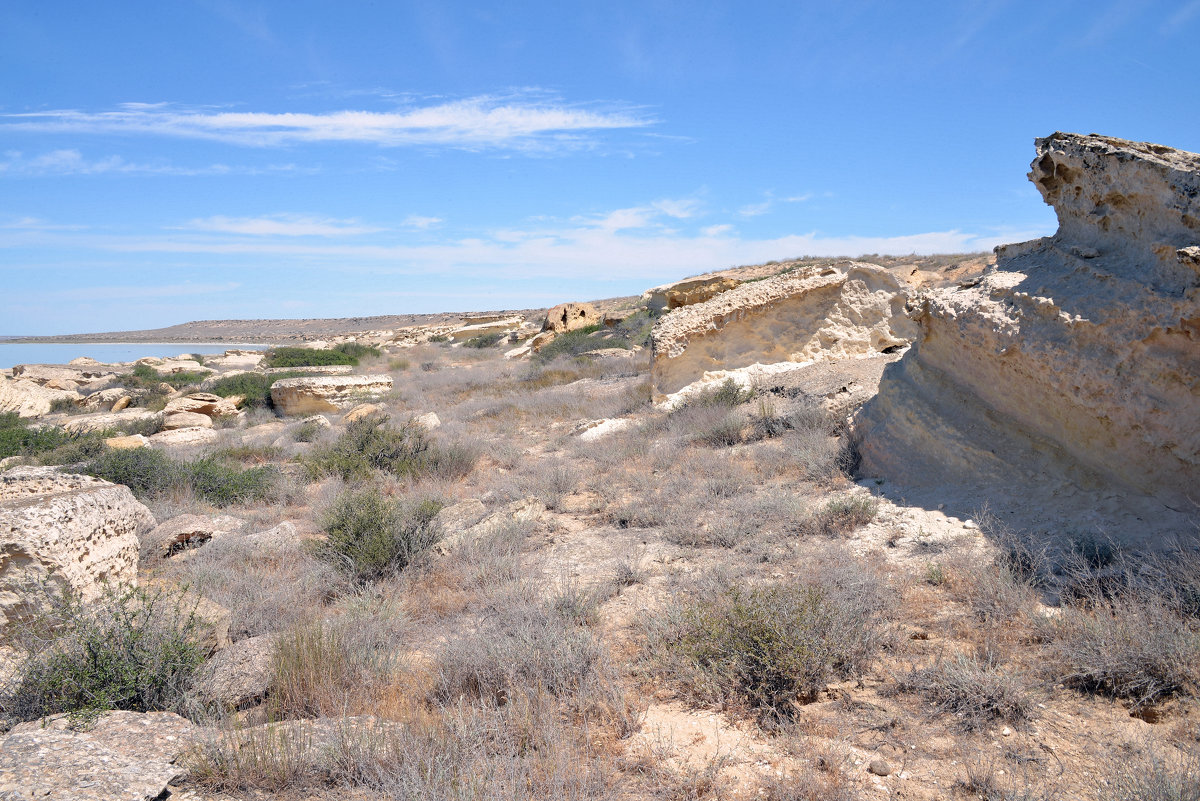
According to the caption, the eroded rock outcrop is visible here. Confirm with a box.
[542,302,600,334]
[270,374,394,415]
[854,133,1200,529]
[643,275,742,311]
[650,263,916,398]
[0,376,78,418]
[0,467,154,630]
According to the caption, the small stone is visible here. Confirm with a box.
[868,759,892,776]
[1001,726,1013,737]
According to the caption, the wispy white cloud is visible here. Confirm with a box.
[0,148,309,176]
[181,214,381,237]
[738,191,813,217]
[1,94,652,152]
[0,216,87,231]
[401,215,443,229]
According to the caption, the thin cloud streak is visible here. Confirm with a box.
[0,148,310,176]
[182,214,381,236]
[1,95,653,151]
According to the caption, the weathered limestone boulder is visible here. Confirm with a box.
[542,302,601,333]
[854,133,1200,527]
[436,497,544,555]
[650,263,917,398]
[143,513,247,558]
[412,411,441,431]
[147,427,219,448]
[75,387,129,411]
[0,467,154,630]
[0,376,78,418]
[136,357,207,375]
[191,634,274,710]
[0,711,197,801]
[344,402,382,423]
[161,410,212,430]
[11,363,119,386]
[104,434,147,450]
[240,520,300,551]
[448,315,525,341]
[270,374,393,415]
[163,391,242,418]
[62,409,160,434]
[264,364,355,375]
[644,275,742,311]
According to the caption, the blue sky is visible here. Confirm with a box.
[2,1,1198,335]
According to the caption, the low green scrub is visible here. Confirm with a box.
[0,412,114,464]
[5,584,207,723]
[303,414,474,481]
[463,332,506,349]
[316,486,442,582]
[80,447,279,507]
[646,575,887,717]
[261,347,357,369]
[123,363,210,391]
[531,324,606,364]
[206,370,306,409]
[332,341,380,361]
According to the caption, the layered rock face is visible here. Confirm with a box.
[0,467,155,630]
[643,275,742,311]
[270,374,394,415]
[855,133,1200,514]
[650,263,916,398]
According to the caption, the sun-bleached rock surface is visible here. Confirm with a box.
[270,374,394,415]
[0,376,78,418]
[61,409,160,434]
[0,711,197,801]
[643,275,742,311]
[854,133,1200,535]
[163,391,242,418]
[650,263,916,398]
[0,467,154,630]
[161,410,213,430]
[542,301,601,333]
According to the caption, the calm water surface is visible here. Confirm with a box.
[0,343,267,371]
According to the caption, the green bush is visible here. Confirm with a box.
[0,412,76,459]
[292,419,324,442]
[531,324,606,364]
[315,486,442,582]
[647,576,887,716]
[206,370,306,409]
[80,448,279,507]
[124,363,210,390]
[303,414,474,481]
[262,347,358,369]
[333,342,381,361]
[463,332,506,349]
[6,584,208,722]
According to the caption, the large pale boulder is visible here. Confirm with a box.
[143,513,247,559]
[448,315,525,341]
[10,363,119,386]
[0,711,197,801]
[643,275,742,311]
[0,376,78,418]
[161,410,212,430]
[62,409,160,434]
[542,302,601,333]
[190,634,274,710]
[270,374,393,415]
[163,391,242,418]
[649,263,917,398]
[0,467,154,630]
[147,427,220,448]
[75,387,130,411]
[853,133,1200,536]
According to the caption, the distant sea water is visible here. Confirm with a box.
[0,343,268,371]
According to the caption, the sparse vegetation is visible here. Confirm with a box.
[646,566,890,717]
[206,369,307,409]
[261,346,358,368]
[463,331,506,348]
[80,447,280,507]
[900,653,1034,729]
[4,583,208,723]
[303,412,474,481]
[315,485,442,582]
